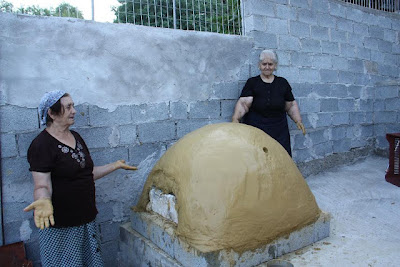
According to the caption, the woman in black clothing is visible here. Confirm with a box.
[24,90,137,266]
[232,49,306,156]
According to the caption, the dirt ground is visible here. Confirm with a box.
[277,156,400,267]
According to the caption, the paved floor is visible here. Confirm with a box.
[278,156,400,267]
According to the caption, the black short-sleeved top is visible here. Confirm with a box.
[240,75,295,118]
[27,130,97,228]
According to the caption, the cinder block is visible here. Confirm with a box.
[385,98,400,111]
[266,18,288,34]
[373,99,385,111]
[364,37,379,51]
[247,32,277,50]
[1,133,17,158]
[338,71,356,85]
[333,139,352,153]
[243,0,274,16]
[298,98,320,113]
[359,99,373,112]
[375,86,399,99]
[89,105,131,127]
[329,2,347,18]
[212,82,240,100]
[244,15,266,32]
[312,55,332,69]
[101,240,119,267]
[350,112,366,124]
[348,33,366,48]
[276,5,296,20]
[96,202,114,224]
[316,13,335,28]
[312,1,329,13]
[291,0,309,8]
[100,221,120,243]
[331,126,347,141]
[331,56,348,71]
[378,65,398,79]
[300,39,321,53]
[1,157,31,184]
[221,100,236,119]
[330,29,346,43]
[118,124,137,145]
[313,84,332,97]
[90,147,129,166]
[189,100,220,119]
[275,67,299,83]
[291,52,312,67]
[298,9,317,25]
[298,68,319,83]
[374,111,397,123]
[340,43,356,58]
[3,202,33,224]
[17,130,41,157]
[291,83,312,97]
[138,121,176,143]
[76,127,113,149]
[346,8,365,23]
[313,141,333,157]
[74,104,89,127]
[320,99,338,112]
[132,103,169,123]
[278,36,300,51]
[383,29,397,43]
[0,106,38,133]
[320,69,338,83]
[170,101,188,120]
[377,39,393,53]
[338,99,355,112]
[336,17,354,33]
[23,239,41,264]
[331,84,348,98]
[321,41,339,55]
[308,130,326,145]
[177,120,211,138]
[292,148,313,163]
[311,26,329,41]
[128,143,166,166]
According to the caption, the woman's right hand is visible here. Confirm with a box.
[24,198,55,229]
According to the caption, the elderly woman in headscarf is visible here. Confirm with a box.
[232,49,306,157]
[24,90,137,267]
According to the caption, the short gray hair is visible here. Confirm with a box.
[259,50,278,66]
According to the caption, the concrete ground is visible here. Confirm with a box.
[276,156,400,267]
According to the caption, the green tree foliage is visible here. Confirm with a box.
[112,0,242,35]
[0,1,83,19]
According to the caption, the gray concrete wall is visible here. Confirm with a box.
[0,0,399,266]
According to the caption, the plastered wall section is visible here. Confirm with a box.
[242,0,400,162]
[1,0,400,265]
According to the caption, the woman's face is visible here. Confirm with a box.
[51,96,76,126]
[259,57,276,77]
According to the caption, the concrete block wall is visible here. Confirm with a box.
[242,0,400,164]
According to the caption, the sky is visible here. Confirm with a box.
[8,0,120,22]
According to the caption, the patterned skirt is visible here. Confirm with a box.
[38,220,104,267]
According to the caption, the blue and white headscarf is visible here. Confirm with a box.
[39,90,66,125]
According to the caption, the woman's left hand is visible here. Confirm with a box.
[115,160,138,171]
[296,122,306,135]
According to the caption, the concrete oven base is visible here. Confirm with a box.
[118,210,330,267]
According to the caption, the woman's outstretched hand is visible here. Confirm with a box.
[24,198,55,230]
[296,122,306,135]
[115,160,138,171]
